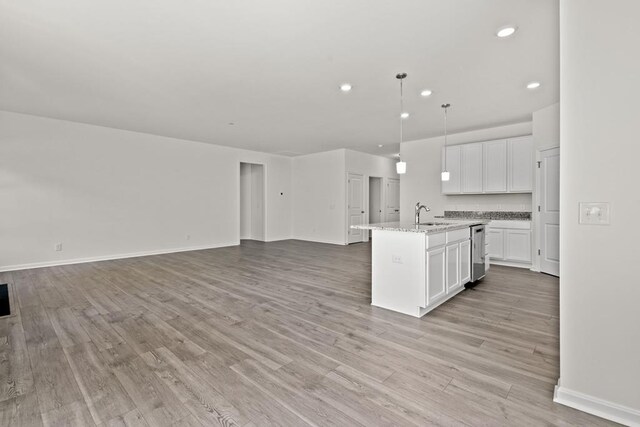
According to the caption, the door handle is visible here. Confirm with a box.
[361,211,365,214]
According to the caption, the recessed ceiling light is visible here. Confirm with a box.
[378,144,383,148]
[496,26,517,38]
[400,112,410,119]
[340,83,352,92]
[526,81,541,89]
[420,89,432,97]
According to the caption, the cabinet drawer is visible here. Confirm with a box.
[446,228,470,244]
[425,232,446,249]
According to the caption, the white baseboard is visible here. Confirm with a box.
[291,237,347,246]
[490,260,532,269]
[0,241,239,272]
[554,385,640,426]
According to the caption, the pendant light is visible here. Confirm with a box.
[441,103,451,181]
[396,73,408,174]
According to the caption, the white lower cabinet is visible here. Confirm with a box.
[487,221,532,266]
[445,243,461,294]
[505,229,532,263]
[425,247,446,306]
[487,229,505,259]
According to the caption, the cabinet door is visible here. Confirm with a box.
[508,136,533,192]
[425,247,446,306]
[483,140,508,192]
[505,230,532,262]
[445,244,461,294]
[487,229,505,260]
[441,145,461,194]
[461,143,483,193]
[459,240,471,285]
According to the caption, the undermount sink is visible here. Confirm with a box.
[417,222,449,226]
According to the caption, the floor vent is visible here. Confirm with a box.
[0,284,10,317]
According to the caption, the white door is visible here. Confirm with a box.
[369,177,382,224]
[483,139,508,192]
[445,244,461,294]
[461,143,483,193]
[386,178,400,221]
[347,173,365,243]
[441,146,461,194]
[539,147,560,276]
[459,240,471,285]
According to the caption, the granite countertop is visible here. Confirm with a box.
[352,219,489,234]
[437,210,531,221]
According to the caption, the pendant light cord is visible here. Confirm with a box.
[442,103,451,171]
[400,77,404,147]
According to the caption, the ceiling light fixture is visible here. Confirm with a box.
[496,26,517,38]
[378,144,383,148]
[420,89,433,97]
[441,103,451,182]
[340,83,352,92]
[526,81,541,89]
[396,73,408,175]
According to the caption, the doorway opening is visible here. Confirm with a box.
[240,163,265,242]
[368,176,384,240]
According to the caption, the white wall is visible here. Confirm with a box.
[399,122,533,223]
[291,149,346,245]
[555,1,640,424]
[0,111,292,270]
[533,103,560,150]
[291,148,398,245]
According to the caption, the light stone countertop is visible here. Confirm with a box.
[352,219,489,234]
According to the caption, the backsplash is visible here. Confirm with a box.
[442,210,532,220]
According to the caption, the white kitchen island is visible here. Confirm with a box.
[353,220,488,317]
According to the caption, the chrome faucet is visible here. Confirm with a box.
[415,202,431,224]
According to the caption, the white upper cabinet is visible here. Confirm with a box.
[441,136,532,194]
[508,136,534,192]
[461,143,483,193]
[441,145,461,194]
[483,139,508,193]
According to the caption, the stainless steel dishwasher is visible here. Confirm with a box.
[470,225,486,283]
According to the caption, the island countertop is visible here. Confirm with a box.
[352,219,489,234]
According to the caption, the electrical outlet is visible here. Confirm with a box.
[392,255,403,264]
[54,243,62,251]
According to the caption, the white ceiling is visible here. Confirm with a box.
[0,0,559,157]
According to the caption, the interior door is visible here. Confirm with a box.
[347,173,365,243]
[539,147,560,276]
[386,178,400,221]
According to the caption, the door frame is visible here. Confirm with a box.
[367,176,384,240]
[345,172,367,244]
[238,161,267,243]
[534,146,560,274]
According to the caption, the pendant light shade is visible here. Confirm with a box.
[441,103,451,182]
[396,73,408,175]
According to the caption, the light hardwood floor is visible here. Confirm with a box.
[0,240,618,426]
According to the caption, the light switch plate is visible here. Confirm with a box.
[579,202,610,225]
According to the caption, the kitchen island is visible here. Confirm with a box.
[353,220,488,317]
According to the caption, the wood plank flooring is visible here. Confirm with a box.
[0,240,618,426]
